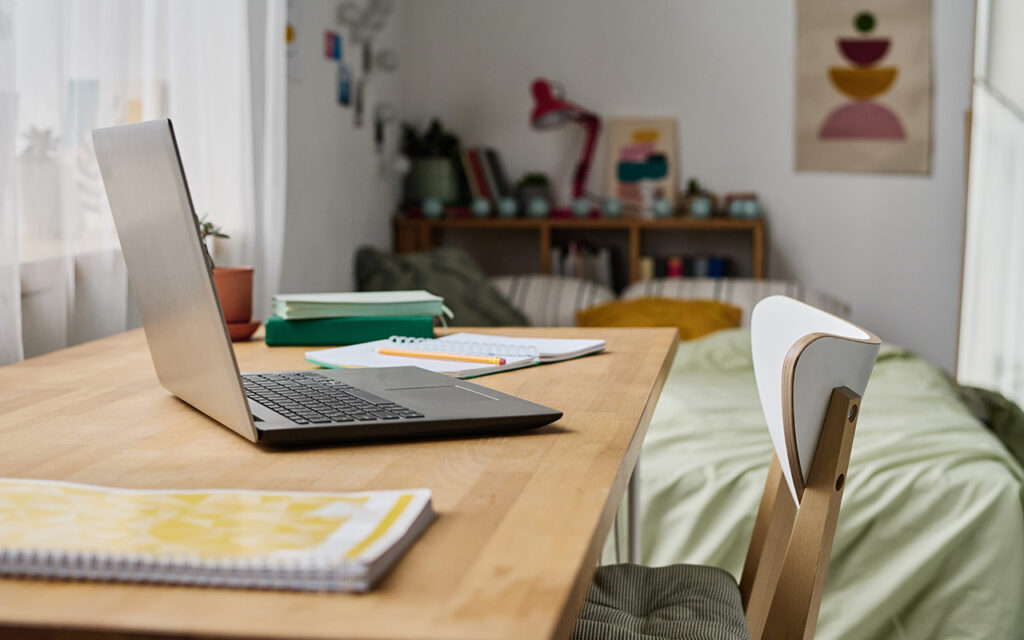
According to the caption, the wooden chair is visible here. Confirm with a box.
[573,295,880,640]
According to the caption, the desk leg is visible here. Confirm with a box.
[627,460,641,563]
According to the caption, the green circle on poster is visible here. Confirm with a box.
[854,11,876,33]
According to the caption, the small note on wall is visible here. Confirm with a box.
[795,0,932,174]
[324,30,341,60]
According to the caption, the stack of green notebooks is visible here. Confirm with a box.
[266,290,447,346]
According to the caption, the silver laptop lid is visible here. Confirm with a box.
[93,120,257,442]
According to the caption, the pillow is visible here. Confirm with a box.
[355,247,529,326]
[620,278,851,327]
[576,298,742,340]
[489,274,616,327]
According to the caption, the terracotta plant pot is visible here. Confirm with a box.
[212,266,260,341]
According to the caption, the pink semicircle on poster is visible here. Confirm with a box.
[819,102,905,139]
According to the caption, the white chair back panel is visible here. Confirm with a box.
[752,296,879,502]
[791,335,880,495]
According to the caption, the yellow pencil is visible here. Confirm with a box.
[376,347,506,366]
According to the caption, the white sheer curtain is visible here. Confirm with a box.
[0,1,18,365]
[0,0,286,366]
[958,0,1024,403]
[958,88,1024,401]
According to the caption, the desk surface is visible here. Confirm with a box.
[0,327,677,640]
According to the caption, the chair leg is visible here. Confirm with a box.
[759,387,860,640]
[741,453,796,638]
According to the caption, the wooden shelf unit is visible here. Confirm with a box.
[393,216,765,282]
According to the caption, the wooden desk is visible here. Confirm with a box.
[0,327,677,639]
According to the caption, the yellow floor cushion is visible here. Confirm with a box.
[576,298,742,340]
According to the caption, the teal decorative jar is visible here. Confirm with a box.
[422,197,444,219]
[497,197,519,218]
[689,196,712,218]
[526,197,550,218]
[603,198,623,218]
[471,198,492,218]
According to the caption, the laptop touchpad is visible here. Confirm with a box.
[389,385,499,404]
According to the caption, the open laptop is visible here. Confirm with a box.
[92,119,562,445]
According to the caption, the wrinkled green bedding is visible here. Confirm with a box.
[631,328,1024,640]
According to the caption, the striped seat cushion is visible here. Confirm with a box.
[574,563,751,640]
[621,278,851,327]
[489,275,615,327]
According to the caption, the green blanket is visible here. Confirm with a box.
[624,328,1024,640]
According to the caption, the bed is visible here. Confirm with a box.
[491,274,1024,639]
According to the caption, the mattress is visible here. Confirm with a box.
[621,328,1024,640]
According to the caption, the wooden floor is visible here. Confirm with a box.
[0,326,677,639]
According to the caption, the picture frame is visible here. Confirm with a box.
[604,117,678,217]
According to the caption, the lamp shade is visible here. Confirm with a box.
[530,79,593,128]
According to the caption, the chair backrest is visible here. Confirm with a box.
[740,296,880,640]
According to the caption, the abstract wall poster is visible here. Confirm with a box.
[604,118,677,218]
[795,0,931,173]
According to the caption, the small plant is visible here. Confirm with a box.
[517,172,550,188]
[399,118,460,158]
[197,214,229,267]
[198,214,229,242]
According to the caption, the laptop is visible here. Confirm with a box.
[92,119,562,445]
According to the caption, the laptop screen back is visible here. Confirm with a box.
[92,120,256,441]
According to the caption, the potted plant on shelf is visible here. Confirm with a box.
[516,172,553,218]
[400,119,462,209]
[198,215,260,341]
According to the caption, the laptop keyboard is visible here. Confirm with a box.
[241,372,424,425]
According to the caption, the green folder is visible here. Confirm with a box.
[264,315,435,347]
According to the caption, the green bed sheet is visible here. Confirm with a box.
[624,328,1024,640]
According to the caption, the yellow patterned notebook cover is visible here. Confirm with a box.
[0,478,433,591]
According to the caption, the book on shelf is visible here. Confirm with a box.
[272,290,449,321]
[690,256,707,277]
[265,314,435,346]
[306,332,605,379]
[459,148,482,201]
[478,148,501,200]
[0,478,434,593]
[638,255,731,279]
[639,256,655,281]
[465,149,493,200]
[549,243,617,290]
[666,256,683,278]
[483,148,512,198]
[708,256,728,277]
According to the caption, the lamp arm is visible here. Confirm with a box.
[571,116,601,199]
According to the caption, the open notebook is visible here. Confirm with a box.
[306,332,606,379]
[0,478,433,592]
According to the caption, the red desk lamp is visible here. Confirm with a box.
[529,78,601,200]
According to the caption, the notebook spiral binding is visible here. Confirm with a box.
[387,336,539,359]
[0,548,361,592]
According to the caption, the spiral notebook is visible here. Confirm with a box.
[0,478,433,592]
[305,332,606,379]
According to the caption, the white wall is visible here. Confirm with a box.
[281,0,401,294]
[396,0,972,371]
